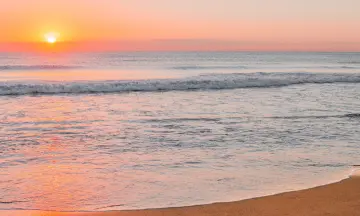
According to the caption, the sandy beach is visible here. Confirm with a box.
[2,0,360,214]
[2,175,360,216]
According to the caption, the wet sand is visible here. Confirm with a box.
[2,176,360,216]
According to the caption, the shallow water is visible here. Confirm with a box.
[0,52,359,211]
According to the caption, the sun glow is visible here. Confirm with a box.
[45,33,58,44]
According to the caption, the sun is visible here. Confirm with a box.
[44,33,58,44]
[47,36,57,44]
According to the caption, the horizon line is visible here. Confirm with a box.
[1,39,360,53]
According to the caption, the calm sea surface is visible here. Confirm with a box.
[0,52,360,211]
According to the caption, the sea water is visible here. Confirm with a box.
[0,52,359,211]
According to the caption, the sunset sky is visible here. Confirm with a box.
[1,0,360,51]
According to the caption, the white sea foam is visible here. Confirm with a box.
[1,72,360,96]
[172,65,247,70]
[350,166,360,177]
[0,65,80,71]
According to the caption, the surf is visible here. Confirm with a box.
[1,72,360,96]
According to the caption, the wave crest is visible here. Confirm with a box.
[269,113,360,119]
[1,72,360,96]
[0,65,80,71]
[172,65,247,70]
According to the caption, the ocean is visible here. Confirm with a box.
[0,52,359,211]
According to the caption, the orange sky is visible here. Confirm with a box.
[1,0,360,52]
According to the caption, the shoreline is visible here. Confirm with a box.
[2,173,360,216]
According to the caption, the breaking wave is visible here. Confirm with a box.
[338,61,360,65]
[268,113,360,119]
[1,72,360,96]
[0,65,80,71]
[172,65,247,70]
